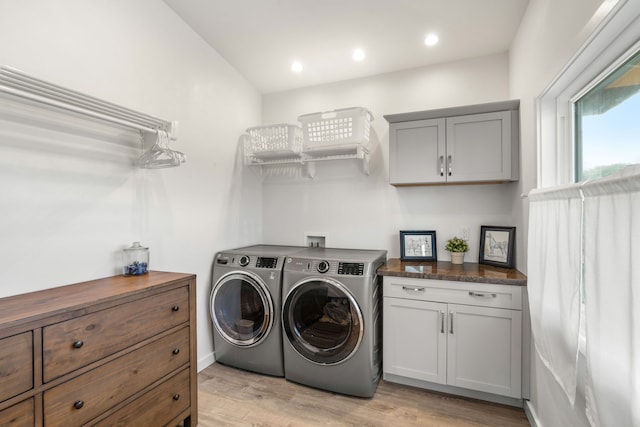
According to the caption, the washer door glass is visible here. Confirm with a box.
[283,278,363,365]
[211,272,273,347]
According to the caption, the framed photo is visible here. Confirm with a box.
[479,226,515,268]
[400,230,437,261]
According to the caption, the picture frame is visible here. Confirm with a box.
[479,226,516,268]
[400,230,437,261]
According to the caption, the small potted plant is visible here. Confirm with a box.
[445,236,469,265]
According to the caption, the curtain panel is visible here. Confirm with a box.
[527,184,583,405]
[528,165,640,426]
[582,166,640,427]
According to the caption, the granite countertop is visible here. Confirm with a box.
[378,258,527,286]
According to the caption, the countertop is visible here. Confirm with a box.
[377,258,527,286]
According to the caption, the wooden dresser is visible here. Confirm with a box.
[0,271,197,427]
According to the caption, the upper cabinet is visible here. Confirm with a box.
[385,100,519,186]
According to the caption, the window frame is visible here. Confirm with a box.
[570,42,640,182]
[536,0,640,188]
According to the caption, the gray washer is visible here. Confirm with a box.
[282,247,387,397]
[210,244,304,376]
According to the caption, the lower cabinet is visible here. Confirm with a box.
[383,277,522,401]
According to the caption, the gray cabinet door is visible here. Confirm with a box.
[446,111,512,183]
[389,118,446,185]
[446,303,522,398]
[383,297,447,384]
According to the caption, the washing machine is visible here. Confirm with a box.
[281,247,387,397]
[210,244,303,376]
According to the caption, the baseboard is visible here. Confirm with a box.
[524,400,540,427]
[383,373,523,408]
[198,351,215,372]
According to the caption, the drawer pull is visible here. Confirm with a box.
[73,400,84,410]
[468,291,497,298]
[172,305,180,312]
[402,286,425,292]
[173,394,180,401]
[172,348,180,355]
[73,340,84,349]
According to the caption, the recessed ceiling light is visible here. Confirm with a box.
[353,48,365,61]
[424,33,439,47]
[291,61,303,73]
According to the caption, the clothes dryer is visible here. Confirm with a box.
[281,247,387,397]
[210,244,303,376]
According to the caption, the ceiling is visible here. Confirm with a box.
[163,0,530,94]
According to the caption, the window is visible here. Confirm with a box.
[574,48,640,182]
[536,0,640,188]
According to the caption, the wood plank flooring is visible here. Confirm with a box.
[198,363,530,426]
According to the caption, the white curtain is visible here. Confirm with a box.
[527,184,583,404]
[582,166,640,427]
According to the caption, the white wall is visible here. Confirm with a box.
[261,53,519,262]
[0,0,262,370]
[510,0,606,425]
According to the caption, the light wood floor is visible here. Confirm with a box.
[198,363,530,426]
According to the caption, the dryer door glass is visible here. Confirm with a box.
[211,273,274,346]
[283,278,363,364]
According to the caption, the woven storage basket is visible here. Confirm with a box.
[298,107,372,152]
[244,123,303,161]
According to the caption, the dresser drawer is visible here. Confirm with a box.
[90,368,190,427]
[43,286,189,381]
[0,332,33,402]
[0,398,35,427]
[44,326,189,427]
[383,277,521,310]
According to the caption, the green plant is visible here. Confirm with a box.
[445,237,469,253]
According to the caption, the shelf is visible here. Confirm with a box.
[245,144,369,178]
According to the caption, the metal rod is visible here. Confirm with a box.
[0,66,172,135]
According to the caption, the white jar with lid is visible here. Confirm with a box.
[122,242,149,276]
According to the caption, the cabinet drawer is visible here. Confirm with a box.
[43,286,189,381]
[383,277,520,310]
[90,368,190,427]
[0,332,33,402]
[0,398,34,427]
[44,326,189,427]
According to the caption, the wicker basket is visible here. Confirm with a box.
[244,124,303,161]
[298,107,372,153]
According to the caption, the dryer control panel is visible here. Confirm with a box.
[286,258,369,276]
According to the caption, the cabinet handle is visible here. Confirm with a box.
[73,400,84,410]
[439,155,444,176]
[402,286,425,292]
[440,312,445,334]
[73,340,84,349]
[468,291,497,298]
[172,305,180,312]
[172,348,180,355]
[173,394,180,401]
[449,312,454,334]
[448,155,452,176]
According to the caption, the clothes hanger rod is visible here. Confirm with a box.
[0,66,173,136]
